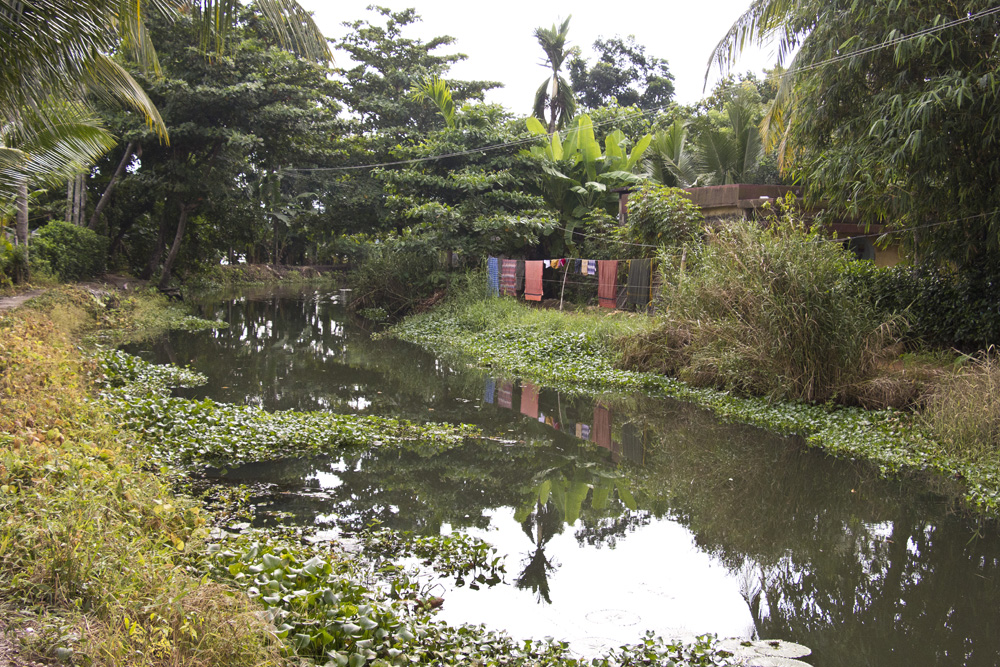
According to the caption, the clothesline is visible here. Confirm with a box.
[487,256,655,309]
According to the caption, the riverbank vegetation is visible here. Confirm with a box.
[1,288,740,665]
[388,237,1000,516]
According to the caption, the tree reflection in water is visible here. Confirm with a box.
[135,288,1000,667]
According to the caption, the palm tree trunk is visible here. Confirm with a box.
[74,173,85,225]
[158,203,194,289]
[15,180,28,252]
[89,142,136,231]
[66,179,74,223]
[548,74,559,134]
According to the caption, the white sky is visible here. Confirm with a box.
[298,0,780,112]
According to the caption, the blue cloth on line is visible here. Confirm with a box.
[484,377,496,404]
[486,257,500,296]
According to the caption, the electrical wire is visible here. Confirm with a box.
[282,6,1000,175]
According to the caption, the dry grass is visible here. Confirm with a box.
[920,351,1000,462]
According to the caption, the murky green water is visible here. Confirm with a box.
[127,287,1000,666]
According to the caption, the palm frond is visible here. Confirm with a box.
[82,54,168,141]
[0,99,115,201]
[704,0,804,83]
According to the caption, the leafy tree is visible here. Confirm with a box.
[569,36,675,110]
[525,114,651,252]
[532,17,578,133]
[0,0,328,246]
[329,7,501,237]
[378,98,555,261]
[711,0,1000,269]
[335,7,498,141]
[97,8,340,284]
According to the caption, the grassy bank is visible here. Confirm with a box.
[0,287,736,666]
[0,288,283,665]
[388,287,1000,518]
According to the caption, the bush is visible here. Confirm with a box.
[654,201,898,403]
[844,260,1000,351]
[0,235,29,285]
[921,352,1000,462]
[616,182,704,256]
[349,238,449,317]
[30,220,108,281]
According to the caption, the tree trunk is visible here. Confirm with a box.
[15,180,28,252]
[142,196,177,279]
[74,173,85,225]
[548,74,559,134]
[66,179,74,223]
[89,141,136,231]
[158,203,194,290]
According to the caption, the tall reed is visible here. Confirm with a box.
[654,207,898,403]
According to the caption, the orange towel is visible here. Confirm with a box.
[520,381,539,418]
[524,261,544,301]
[597,260,618,308]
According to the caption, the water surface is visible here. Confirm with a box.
[127,287,1000,666]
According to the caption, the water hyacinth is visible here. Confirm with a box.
[389,301,1000,516]
[93,350,480,467]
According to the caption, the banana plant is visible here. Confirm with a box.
[525,114,651,249]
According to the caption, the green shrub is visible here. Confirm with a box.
[844,260,1000,351]
[349,238,449,317]
[30,220,108,281]
[657,201,898,403]
[616,182,704,256]
[0,235,29,285]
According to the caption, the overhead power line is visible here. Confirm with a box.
[283,6,1000,175]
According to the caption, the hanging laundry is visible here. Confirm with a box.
[621,422,643,464]
[627,258,653,307]
[587,260,597,276]
[575,423,583,438]
[581,424,590,439]
[591,403,612,450]
[486,257,500,297]
[524,261,544,301]
[515,260,525,294]
[498,381,513,409]
[543,259,551,269]
[597,260,619,309]
[578,259,587,275]
[484,377,496,405]
[520,381,539,419]
[500,259,517,296]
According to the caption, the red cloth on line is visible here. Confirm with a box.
[524,261,544,301]
[519,381,539,418]
[597,260,619,309]
[591,403,612,450]
[500,259,517,296]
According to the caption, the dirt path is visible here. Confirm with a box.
[0,289,45,311]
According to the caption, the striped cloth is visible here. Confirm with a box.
[587,259,597,276]
[500,259,517,296]
[486,257,500,296]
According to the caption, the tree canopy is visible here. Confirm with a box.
[569,36,675,110]
[712,0,1000,268]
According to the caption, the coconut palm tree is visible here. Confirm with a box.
[0,0,330,249]
[645,118,700,188]
[533,17,578,133]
